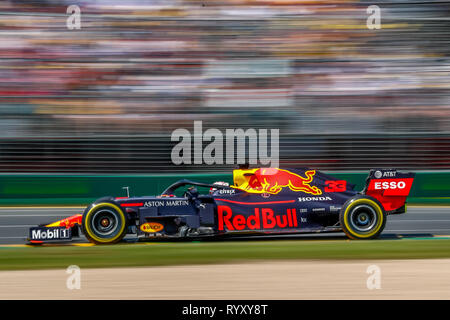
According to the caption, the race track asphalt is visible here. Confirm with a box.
[0,206,449,245]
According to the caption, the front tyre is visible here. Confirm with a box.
[82,202,127,244]
[339,195,386,240]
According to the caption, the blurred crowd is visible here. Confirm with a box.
[0,0,449,172]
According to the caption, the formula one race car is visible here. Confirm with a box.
[28,167,415,244]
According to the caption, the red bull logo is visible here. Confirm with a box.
[218,205,298,231]
[236,168,322,195]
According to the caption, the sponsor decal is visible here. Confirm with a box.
[30,227,71,240]
[216,189,236,195]
[382,171,396,177]
[216,198,295,205]
[374,181,405,190]
[330,205,341,212]
[375,170,396,178]
[368,178,414,196]
[324,180,347,192]
[238,168,322,195]
[144,200,189,207]
[218,205,298,231]
[140,222,164,233]
[312,208,326,212]
[298,196,332,202]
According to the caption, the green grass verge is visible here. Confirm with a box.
[1,239,450,271]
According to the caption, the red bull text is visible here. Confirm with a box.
[218,205,299,231]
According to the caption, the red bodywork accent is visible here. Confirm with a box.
[365,178,414,212]
[324,180,347,192]
[45,214,82,228]
[120,202,144,207]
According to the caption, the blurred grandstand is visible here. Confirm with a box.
[0,0,449,173]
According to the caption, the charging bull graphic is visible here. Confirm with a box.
[234,168,322,195]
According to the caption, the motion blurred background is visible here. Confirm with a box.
[0,0,449,173]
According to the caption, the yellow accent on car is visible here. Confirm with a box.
[83,203,126,244]
[232,168,259,190]
[45,221,63,227]
[140,222,164,233]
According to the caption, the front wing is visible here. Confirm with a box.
[27,214,82,244]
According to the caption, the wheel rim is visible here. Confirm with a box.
[90,209,120,238]
[348,204,378,233]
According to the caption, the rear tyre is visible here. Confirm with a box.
[82,202,127,244]
[339,195,386,240]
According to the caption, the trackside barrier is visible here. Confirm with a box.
[0,171,448,206]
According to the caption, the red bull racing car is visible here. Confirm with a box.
[28,167,415,244]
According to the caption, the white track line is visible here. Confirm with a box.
[0,225,35,228]
[0,207,84,209]
[388,220,450,222]
[0,215,76,218]
[385,229,450,232]
[0,237,26,239]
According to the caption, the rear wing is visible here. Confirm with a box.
[363,169,415,214]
